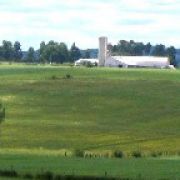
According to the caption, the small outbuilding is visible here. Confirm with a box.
[75,59,98,66]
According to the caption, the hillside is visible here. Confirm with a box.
[0,65,179,155]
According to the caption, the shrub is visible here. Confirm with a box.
[64,74,72,79]
[51,75,58,80]
[132,151,142,158]
[113,150,124,158]
[74,149,84,158]
[151,151,162,158]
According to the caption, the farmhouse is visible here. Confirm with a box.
[75,37,172,68]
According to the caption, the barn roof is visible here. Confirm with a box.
[108,56,169,67]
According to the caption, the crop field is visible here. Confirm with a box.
[0,63,180,179]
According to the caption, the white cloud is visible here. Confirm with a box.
[0,0,180,50]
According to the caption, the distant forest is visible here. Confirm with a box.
[0,40,177,65]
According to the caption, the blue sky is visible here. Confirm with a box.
[0,0,180,50]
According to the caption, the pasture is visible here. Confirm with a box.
[0,64,179,179]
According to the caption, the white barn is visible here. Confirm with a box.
[105,56,170,68]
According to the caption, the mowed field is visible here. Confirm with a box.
[0,64,180,179]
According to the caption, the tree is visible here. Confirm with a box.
[83,49,91,59]
[114,40,145,56]
[39,41,46,63]
[152,44,166,56]
[144,42,152,55]
[40,41,46,54]
[39,41,69,64]
[166,46,176,65]
[26,47,35,62]
[13,41,22,61]
[0,46,3,60]
[58,42,69,63]
[133,42,144,56]
[117,40,130,55]
[70,43,81,62]
[2,40,13,60]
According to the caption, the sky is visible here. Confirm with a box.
[0,0,180,50]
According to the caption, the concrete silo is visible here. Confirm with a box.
[98,37,108,66]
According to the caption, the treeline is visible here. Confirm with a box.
[0,41,22,61]
[0,39,177,65]
[39,41,81,64]
[0,40,83,64]
[110,40,176,65]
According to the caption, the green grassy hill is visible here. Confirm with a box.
[0,64,179,179]
[0,65,180,154]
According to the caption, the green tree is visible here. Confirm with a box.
[39,41,69,64]
[70,42,81,62]
[13,41,22,61]
[44,41,59,63]
[115,40,145,56]
[0,46,3,60]
[39,41,46,63]
[58,42,69,63]
[166,46,176,65]
[144,42,152,55]
[83,49,91,59]
[85,50,90,58]
[2,40,13,60]
[133,42,144,56]
[152,44,166,56]
[26,47,35,62]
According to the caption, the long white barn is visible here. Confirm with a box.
[105,56,169,68]
[75,37,172,69]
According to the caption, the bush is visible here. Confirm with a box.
[64,74,72,79]
[113,150,124,158]
[132,151,142,158]
[151,151,162,158]
[74,149,84,158]
[51,75,58,80]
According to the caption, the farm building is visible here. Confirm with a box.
[75,37,173,68]
[75,58,98,66]
[105,56,170,68]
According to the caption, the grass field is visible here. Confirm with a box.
[0,153,179,180]
[0,64,180,179]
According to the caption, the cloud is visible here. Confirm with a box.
[0,0,180,50]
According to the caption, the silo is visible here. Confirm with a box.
[98,37,108,66]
